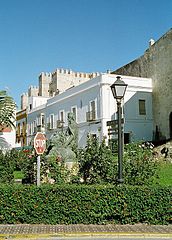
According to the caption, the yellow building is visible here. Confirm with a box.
[16,109,27,146]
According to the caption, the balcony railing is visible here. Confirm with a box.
[86,110,96,122]
[56,120,64,128]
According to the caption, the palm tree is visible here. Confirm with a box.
[0,90,16,131]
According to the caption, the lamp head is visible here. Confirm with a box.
[111,76,128,101]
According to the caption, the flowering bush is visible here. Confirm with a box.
[123,143,158,185]
[78,136,117,184]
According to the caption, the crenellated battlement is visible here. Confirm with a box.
[39,72,52,77]
[28,85,39,97]
[21,92,28,97]
[21,67,101,109]
[51,68,100,79]
[29,85,38,89]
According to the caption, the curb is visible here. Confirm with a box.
[0,232,172,239]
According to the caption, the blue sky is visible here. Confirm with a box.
[0,0,171,108]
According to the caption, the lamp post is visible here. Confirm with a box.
[111,76,128,184]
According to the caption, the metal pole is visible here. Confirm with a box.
[37,155,41,186]
[117,101,123,184]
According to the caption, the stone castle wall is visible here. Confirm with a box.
[113,29,172,140]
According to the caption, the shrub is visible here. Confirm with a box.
[12,149,37,184]
[78,139,158,186]
[46,157,70,184]
[78,136,117,184]
[0,184,171,225]
[123,143,158,185]
[0,150,15,183]
[0,148,37,184]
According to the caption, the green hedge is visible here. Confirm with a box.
[0,184,171,225]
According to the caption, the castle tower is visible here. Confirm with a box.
[39,72,52,97]
[21,92,28,110]
[28,85,39,97]
[48,68,98,97]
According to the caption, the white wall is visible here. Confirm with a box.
[0,130,16,149]
[28,96,49,111]
[101,74,153,142]
[27,74,153,147]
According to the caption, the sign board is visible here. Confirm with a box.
[34,132,46,155]
[106,119,124,127]
[108,132,118,136]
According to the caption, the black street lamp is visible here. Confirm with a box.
[111,76,128,184]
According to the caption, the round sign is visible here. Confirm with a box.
[34,132,46,155]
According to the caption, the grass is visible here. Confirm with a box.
[156,161,172,186]
[13,170,24,179]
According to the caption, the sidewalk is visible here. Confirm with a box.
[0,224,172,239]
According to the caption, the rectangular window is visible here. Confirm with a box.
[71,106,77,121]
[139,99,146,115]
[37,116,41,126]
[22,122,25,134]
[33,120,37,133]
[90,100,96,120]
[28,123,31,135]
[41,114,45,126]
[50,114,54,129]
[91,100,96,112]
[59,111,64,122]
[66,112,70,123]
[18,123,20,135]
[31,122,34,134]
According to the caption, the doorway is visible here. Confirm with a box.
[124,133,130,144]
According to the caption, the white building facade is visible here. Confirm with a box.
[27,74,153,147]
[0,128,16,149]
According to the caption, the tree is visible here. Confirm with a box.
[0,90,16,130]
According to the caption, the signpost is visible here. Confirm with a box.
[106,119,124,127]
[107,119,124,136]
[34,132,46,186]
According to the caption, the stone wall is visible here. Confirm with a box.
[49,68,100,97]
[112,29,172,140]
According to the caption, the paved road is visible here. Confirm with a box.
[11,235,172,240]
[14,237,172,240]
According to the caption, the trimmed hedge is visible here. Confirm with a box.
[0,184,171,224]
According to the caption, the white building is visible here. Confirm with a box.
[0,128,16,149]
[0,109,16,150]
[28,96,49,111]
[21,68,100,110]
[27,74,153,147]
